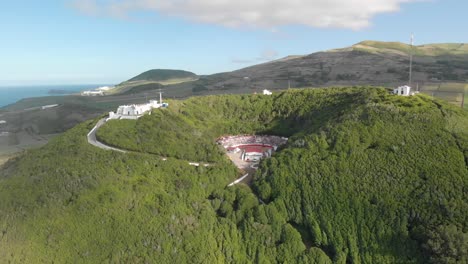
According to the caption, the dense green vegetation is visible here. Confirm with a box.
[126,69,197,82]
[1,87,467,263]
[0,120,239,263]
[97,88,361,162]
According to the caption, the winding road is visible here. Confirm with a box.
[87,118,212,165]
[87,118,249,186]
[87,118,126,153]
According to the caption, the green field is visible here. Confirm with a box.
[420,82,467,108]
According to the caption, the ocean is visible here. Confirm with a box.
[0,84,110,108]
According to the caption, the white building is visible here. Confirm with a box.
[108,100,162,120]
[393,85,412,96]
[81,90,104,96]
[263,89,272,95]
[96,86,113,91]
[241,146,265,162]
[41,104,58,110]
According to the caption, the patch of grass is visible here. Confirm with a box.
[420,82,467,107]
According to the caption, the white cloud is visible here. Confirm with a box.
[232,49,279,64]
[70,0,419,30]
[257,49,278,61]
[69,0,100,16]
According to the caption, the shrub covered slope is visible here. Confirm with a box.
[1,87,467,263]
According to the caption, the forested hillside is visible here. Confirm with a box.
[1,87,467,263]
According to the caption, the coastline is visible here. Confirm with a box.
[0,84,110,108]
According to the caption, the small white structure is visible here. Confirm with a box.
[241,146,265,162]
[96,86,113,91]
[393,85,412,96]
[108,100,162,120]
[81,90,104,96]
[0,120,6,125]
[41,104,58,110]
[263,89,272,95]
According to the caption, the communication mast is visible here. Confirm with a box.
[409,33,414,87]
[158,88,164,104]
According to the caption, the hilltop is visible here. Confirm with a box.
[88,40,468,98]
[1,87,467,263]
[126,69,197,83]
[109,69,199,95]
[349,41,468,56]
[171,41,468,95]
[1,41,466,158]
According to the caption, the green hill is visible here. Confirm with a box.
[106,69,199,95]
[1,87,467,263]
[126,69,198,83]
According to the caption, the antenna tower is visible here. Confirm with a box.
[158,88,164,104]
[409,33,414,87]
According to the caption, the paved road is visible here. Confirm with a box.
[87,118,212,168]
[227,173,249,187]
[87,118,126,153]
[87,119,257,187]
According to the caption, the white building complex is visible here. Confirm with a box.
[96,86,114,91]
[218,135,288,162]
[81,90,104,96]
[108,100,168,120]
[41,104,58,110]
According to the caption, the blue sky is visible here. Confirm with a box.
[0,0,467,85]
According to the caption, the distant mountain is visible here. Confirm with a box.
[110,69,198,95]
[104,41,468,97]
[350,41,468,56]
[126,69,198,83]
[157,41,468,95]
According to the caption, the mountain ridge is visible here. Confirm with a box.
[0,40,466,156]
[158,40,468,96]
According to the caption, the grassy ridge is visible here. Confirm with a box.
[355,41,468,56]
[126,69,197,83]
[1,87,467,263]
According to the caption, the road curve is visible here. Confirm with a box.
[87,118,212,168]
[87,118,127,153]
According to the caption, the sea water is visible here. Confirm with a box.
[0,84,109,108]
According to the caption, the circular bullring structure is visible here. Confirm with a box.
[217,135,288,172]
